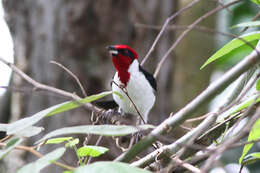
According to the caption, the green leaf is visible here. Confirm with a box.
[46,137,73,144]
[63,171,73,173]
[7,91,112,136]
[37,124,154,144]
[215,40,258,68]
[256,79,260,91]
[113,91,124,100]
[239,118,260,164]
[16,147,66,173]
[46,91,112,117]
[7,103,65,136]
[241,152,260,165]
[0,123,44,137]
[200,31,260,69]
[65,138,79,148]
[232,21,260,28]
[73,161,151,173]
[251,0,260,6]
[77,146,109,157]
[232,96,260,115]
[0,138,23,160]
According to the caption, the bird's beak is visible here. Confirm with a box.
[107,45,118,55]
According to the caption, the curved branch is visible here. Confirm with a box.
[115,39,260,163]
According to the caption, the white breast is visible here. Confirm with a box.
[112,60,155,122]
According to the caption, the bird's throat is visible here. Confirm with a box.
[117,70,130,86]
[112,56,131,86]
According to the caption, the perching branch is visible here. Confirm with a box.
[115,38,260,163]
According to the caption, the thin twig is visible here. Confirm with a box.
[116,38,260,164]
[240,10,260,33]
[141,0,200,66]
[136,23,245,40]
[0,142,75,170]
[167,157,202,173]
[218,0,233,14]
[0,85,69,99]
[201,103,260,172]
[153,0,243,78]
[86,135,103,164]
[0,135,13,143]
[50,61,87,97]
[0,57,128,125]
[112,81,146,124]
[174,129,260,172]
[0,57,101,114]
[185,113,210,123]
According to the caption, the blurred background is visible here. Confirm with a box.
[0,0,259,172]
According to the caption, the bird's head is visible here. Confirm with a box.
[107,45,138,85]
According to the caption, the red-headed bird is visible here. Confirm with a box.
[107,45,156,123]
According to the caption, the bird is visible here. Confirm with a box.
[107,45,157,123]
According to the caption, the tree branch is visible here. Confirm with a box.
[0,57,102,114]
[0,142,75,170]
[153,0,242,78]
[115,38,260,163]
[141,0,200,66]
[50,60,87,97]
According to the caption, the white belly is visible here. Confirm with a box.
[112,71,155,122]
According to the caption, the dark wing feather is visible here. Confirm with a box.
[94,100,118,110]
[139,65,157,91]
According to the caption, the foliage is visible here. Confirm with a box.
[232,21,260,28]
[251,0,260,6]
[76,146,109,157]
[73,161,151,173]
[200,31,260,69]
[0,138,23,159]
[16,147,66,173]
[37,124,154,144]
[239,118,260,164]
[0,91,154,172]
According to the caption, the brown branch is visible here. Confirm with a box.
[217,0,233,15]
[0,142,75,170]
[0,56,129,126]
[135,23,237,39]
[0,56,101,114]
[185,113,210,123]
[153,0,243,78]
[50,61,87,97]
[141,0,200,66]
[0,135,13,143]
[167,157,202,173]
